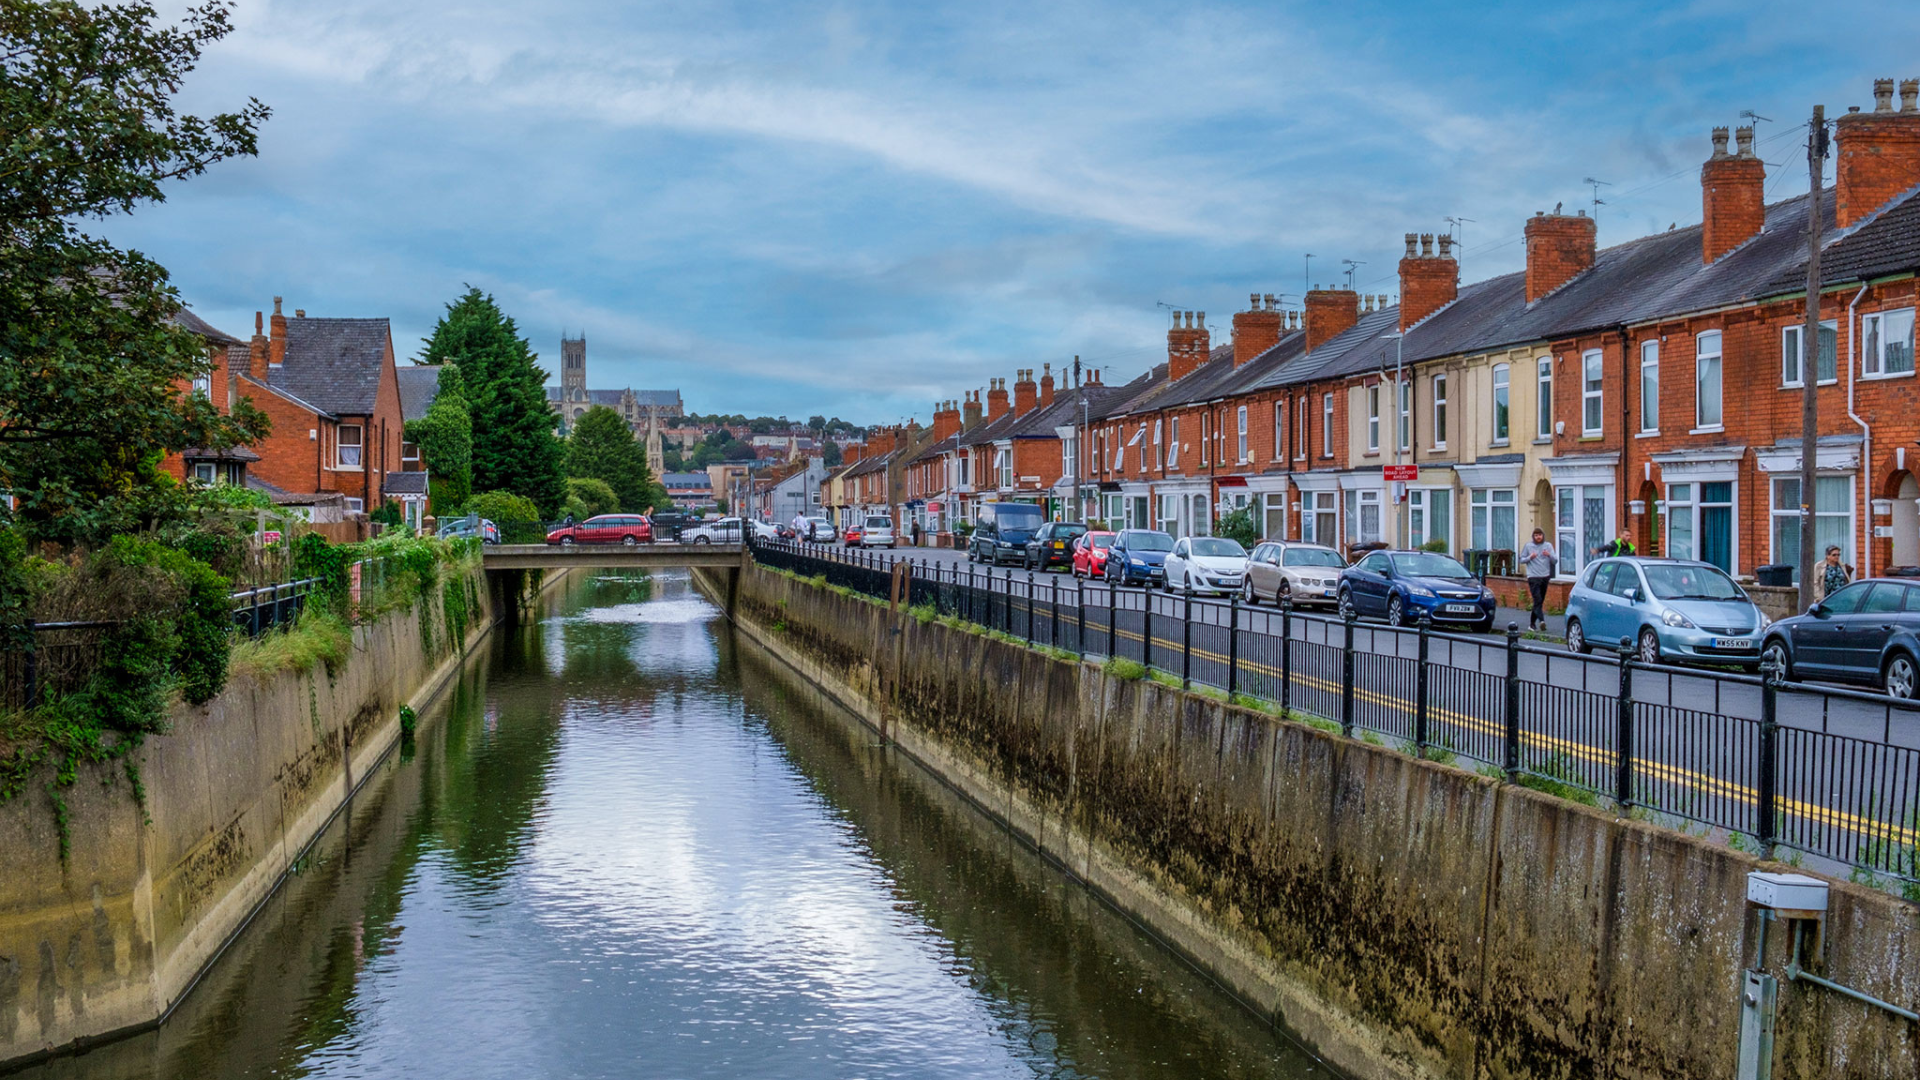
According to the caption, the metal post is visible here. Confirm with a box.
[1226,592,1240,698]
[1280,596,1293,718]
[1340,610,1356,736]
[1026,571,1035,643]
[1616,636,1636,811]
[1050,573,1060,649]
[1107,579,1117,658]
[22,617,37,710]
[1076,576,1087,659]
[1503,623,1522,780]
[1143,588,1153,670]
[1181,589,1193,690]
[1415,613,1430,754]
[1758,656,1781,859]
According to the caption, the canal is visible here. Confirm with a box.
[35,570,1332,1080]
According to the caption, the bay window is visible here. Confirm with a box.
[1345,489,1382,545]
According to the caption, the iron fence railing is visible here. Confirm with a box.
[749,538,1920,891]
[231,576,325,639]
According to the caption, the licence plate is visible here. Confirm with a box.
[1444,603,1479,614]
[1712,638,1752,650]
[1054,542,1065,549]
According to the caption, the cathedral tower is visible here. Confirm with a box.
[561,334,587,398]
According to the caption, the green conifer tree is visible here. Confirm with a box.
[566,406,666,514]
[418,288,566,516]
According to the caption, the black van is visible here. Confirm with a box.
[969,502,1045,566]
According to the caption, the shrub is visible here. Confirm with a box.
[565,477,619,518]
[1103,657,1146,680]
[463,489,541,525]
[1213,508,1258,549]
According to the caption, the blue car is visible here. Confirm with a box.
[1337,549,1496,632]
[1761,578,1920,697]
[1103,529,1174,587]
[1563,557,1766,667]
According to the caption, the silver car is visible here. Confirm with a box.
[1242,541,1345,607]
[1563,557,1767,667]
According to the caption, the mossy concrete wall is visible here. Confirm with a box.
[708,563,1919,1080]
[0,566,501,1067]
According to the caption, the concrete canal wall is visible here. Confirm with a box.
[0,564,533,1068]
[705,562,1919,1080]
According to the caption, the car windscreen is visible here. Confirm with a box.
[992,505,1043,529]
[1123,531,1175,552]
[1054,523,1088,538]
[1282,547,1345,568]
[1191,538,1246,558]
[1390,552,1473,579]
[865,517,891,528]
[1089,534,1114,548]
[1643,564,1743,601]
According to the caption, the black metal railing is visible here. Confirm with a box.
[747,538,1920,892]
[231,576,325,638]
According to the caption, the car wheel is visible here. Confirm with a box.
[623,535,638,546]
[1885,652,1920,700]
[694,536,711,545]
[559,537,574,547]
[1277,581,1291,606]
[1565,618,1588,655]
[1761,638,1792,681]
[1242,578,1257,605]
[1386,594,1405,627]
[1637,627,1661,665]
[1338,586,1356,620]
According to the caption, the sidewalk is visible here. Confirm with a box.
[1494,605,1565,642]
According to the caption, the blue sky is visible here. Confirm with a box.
[119,0,1920,426]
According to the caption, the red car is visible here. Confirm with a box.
[842,524,864,547]
[545,514,654,546]
[1072,531,1116,579]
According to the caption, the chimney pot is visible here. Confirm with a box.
[1249,292,1260,310]
[254,311,263,334]
[1710,125,1730,159]
[1420,233,1434,257]
[1264,293,1276,310]
[1874,77,1896,113]
[1734,125,1756,158]
[273,296,282,314]
[1196,311,1205,328]
[294,309,305,318]
[1404,233,1418,257]
[1438,235,1454,258]
[1835,81,1920,226]
[1902,79,1919,113]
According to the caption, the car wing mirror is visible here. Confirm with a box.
[1626,588,1641,602]
[1809,602,1827,617]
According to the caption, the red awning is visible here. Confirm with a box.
[1215,476,1248,487]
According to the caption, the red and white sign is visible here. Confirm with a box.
[261,529,283,544]
[1382,464,1419,482]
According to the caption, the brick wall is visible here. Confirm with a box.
[1524,212,1596,303]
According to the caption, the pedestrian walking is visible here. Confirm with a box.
[1518,528,1557,631]
[1820,545,1853,599]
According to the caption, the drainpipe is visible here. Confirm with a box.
[1846,284,1870,577]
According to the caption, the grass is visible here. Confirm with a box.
[1103,658,1147,681]
[1361,731,1384,746]
[1146,670,1183,690]
[229,609,352,679]
[1515,751,1600,807]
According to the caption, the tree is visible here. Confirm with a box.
[419,288,566,515]
[404,362,473,514]
[0,1,272,545]
[566,406,666,514]
[822,441,843,467]
[463,489,539,524]
[563,477,618,519]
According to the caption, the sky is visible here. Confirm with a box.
[115,0,1920,427]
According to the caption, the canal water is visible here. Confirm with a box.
[37,570,1332,1080]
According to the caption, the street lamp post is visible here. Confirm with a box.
[1382,330,1408,544]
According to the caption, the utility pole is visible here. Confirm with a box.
[1797,105,1828,612]
[1073,354,1085,522]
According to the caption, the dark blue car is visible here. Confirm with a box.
[1761,578,1920,698]
[1103,529,1174,587]
[1338,549,1496,632]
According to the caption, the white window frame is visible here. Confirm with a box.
[191,373,211,397]
[1408,487,1451,551]
[1153,418,1163,470]
[1365,385,1381,452]
[1061,434,1077,480]
[1322,394,1334,457]
[1768,475,1854,582]
[1862,308,1916,378]
[1236,405,1249,463]
[1470,488,1518,553]
[1431,373,1448,449]
[1537,356,1554,439]
[345,497,365,514]
[1491,364,1510,445]
[1137,424,1147,471]
[1580,350,1603,436]
[1262,491,1287,541]
[1272,401,1285,461]
[1396,379,1411,452]
[336,424,363,469]
[191,462,217,483]
[1639,341,1659,433]
[1200,412,1210,466]
[1297,397,1309,459]
[401,440,420,464]
[1782,321,1839,388]
[1345,488,1383,545]
[1303,490,1337,545]
[1169,417,1180,468]
[1695,331,1723,431]
[996,448,1012,489]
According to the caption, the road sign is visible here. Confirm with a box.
[1383,464,1418,482]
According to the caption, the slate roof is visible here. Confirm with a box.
[1785,184,1920,289]
[268,318,392,416]
[396,365,441,421]
[662,472,712,489]
[381,471,429,497]
[172,308,241,346]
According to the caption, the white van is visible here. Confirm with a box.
[861,514,896,548]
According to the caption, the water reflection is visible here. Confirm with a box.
[24,570,1329,1080]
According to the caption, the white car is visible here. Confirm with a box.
[859,514,896,548]
[802,517,837,543]
[1243,541,1345,606]
[1162,536,1250,595]
[748,519,781,541]
[683,517,746,544]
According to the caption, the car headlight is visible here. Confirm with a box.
[1758,612,1773,629]
[1662,609,1696,629]
[1131,557,1145,566]
[1404,584,1434,598]
[1481,587,1495,601]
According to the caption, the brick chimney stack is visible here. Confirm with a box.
[1167,310,1211,380]
[1232,292,1283,367]
[1398,233,1459,332]
[987,378,1010,421]
[1835,77,1920,228]
[248,309,269,381]
[1701,125,1766,263]
[268,296,288,368]
[962,390,982,428]
[1039,363,1055,407]
[931,400,961,441]
[1303,287,1359,353]
[1012,368,1038,416]
[1523,211,1597,303]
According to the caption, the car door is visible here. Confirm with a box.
[1793,581,1870,674]
[1839,582,1907,679]
[1351,553,1388,615]
[1577,563,1620,644]
[1247,544,1272,597]
[1167,538,1190,587]
[1606,562,1650,647]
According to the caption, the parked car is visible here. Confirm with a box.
[970,501,1045,566]
[438,516,500,544]
[843,523,864,547]
[858,514,896,548]
[1024,521,1088,571]
[1338,550,1496,632]
[1563,557,1766,667]
[749,519,782,541]
[544,514,654,546]
[1071,531,1116,579]
[1243,540,1344,607]
[1163,536,1250,595]
[683,517,745,544]
[649,510,696,542]
[1103,529,1174,587]
[1761,578,1920,695]
[801,517,837,543]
